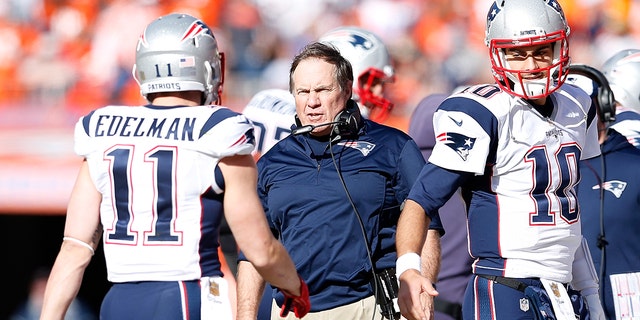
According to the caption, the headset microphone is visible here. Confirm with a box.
[291,121,346,135]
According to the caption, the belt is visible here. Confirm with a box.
[434,297,463,320]
[477,274,568,292]
[477,274,528,292]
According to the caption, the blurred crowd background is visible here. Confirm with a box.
[1,0,639,120]
[1,0,640,318]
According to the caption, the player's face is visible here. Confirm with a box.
[504,44,554,79]
[292,58,351,136]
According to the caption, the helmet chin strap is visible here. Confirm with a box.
[502,58,553,99]
[512,78,548,98]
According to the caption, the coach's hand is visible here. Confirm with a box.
[280,276,311,318]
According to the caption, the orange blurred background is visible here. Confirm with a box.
[1,0,638,317]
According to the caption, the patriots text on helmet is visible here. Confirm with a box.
[94,114,195,141]
[146,82,182,91]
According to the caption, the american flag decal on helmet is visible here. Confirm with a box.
[437,132,476,161]
[338,141,375,156]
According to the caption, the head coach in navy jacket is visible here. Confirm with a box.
[236,41,443,319]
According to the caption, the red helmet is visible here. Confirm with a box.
[319,26,395,122]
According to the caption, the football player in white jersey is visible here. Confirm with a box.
[319,26,396,123]
[243,88,296,157]
[40,13,310,320]
[395,0,606,319]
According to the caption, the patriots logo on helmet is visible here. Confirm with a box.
[181,20,214,42]
[328,31,375,53]
[345,34,373,52]
[486,1,501,24]
[591,180,627,198]
[488,0,565,24]
[546,0,566,19]
[338,141,375,156]
[437,132,476,161]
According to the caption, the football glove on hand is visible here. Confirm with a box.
[279,276,310,318]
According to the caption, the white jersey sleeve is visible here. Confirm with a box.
[74,104,254,282]
[430,108,492,175]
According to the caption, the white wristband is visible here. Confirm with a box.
[63,237,95,255]
[396,252,421,278]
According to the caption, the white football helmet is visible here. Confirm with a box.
[485,0,571,100]
[601,49,640,112]
[319,26,395,122]
[132,13,224,105]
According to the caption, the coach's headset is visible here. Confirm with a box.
[567,64,616,125]
[293,99,362,138]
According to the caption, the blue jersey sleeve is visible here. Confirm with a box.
[396,139,427,200]
[408,163,472,220]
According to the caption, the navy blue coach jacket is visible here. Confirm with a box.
[256,118,440,312]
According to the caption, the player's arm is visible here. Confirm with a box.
[218,154,304,301]
[218,248,237,319]
[396,199,437,320]
[397,140,439,283]
[236,260,267,319]
[41,161,102,320]
[398,163,472,320]
[417,228,441,320]
[571,237,606,320]
[421,229,441,283]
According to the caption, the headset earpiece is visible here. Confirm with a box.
[596,85,615,123]
[333,99,362,138]
[567,64,616,124]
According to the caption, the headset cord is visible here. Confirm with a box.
[597,144,608,316]
[583,148,608,313]
[328,134,380,320]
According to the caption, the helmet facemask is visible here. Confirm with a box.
[484,0,571,100]
[489,30,570,100]
[202,53,225,105]
[355,67,395,122]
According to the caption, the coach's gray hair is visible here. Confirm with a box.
[289,42,354,95]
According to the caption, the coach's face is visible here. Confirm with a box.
[292,58,352,136]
